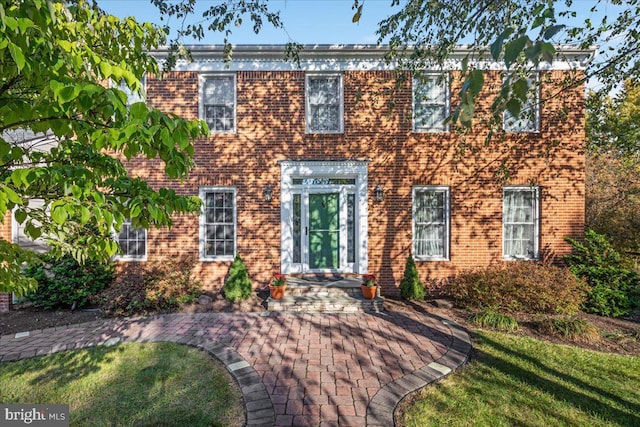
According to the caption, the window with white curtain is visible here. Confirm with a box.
[200,74,236,133]
[413,186,450,260]
[503,73,540,132]
[200,187,236,260]
[116,219,147,261]
[306,74,343,133]
[413,73,449,132]
[503,186,540,259]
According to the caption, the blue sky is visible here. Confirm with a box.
[99,0,400,45]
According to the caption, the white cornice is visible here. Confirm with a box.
[151,44,596,72]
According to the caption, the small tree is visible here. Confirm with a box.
[565,231,640,317]
[399,256,426,301]
[24,254,114,310]
[223,255,252,302]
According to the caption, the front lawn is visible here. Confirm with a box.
[399,331,640,427]
[0,342,243,426]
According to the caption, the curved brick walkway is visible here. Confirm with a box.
[0,311,471,426]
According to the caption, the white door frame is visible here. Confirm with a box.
[280,160,369,274]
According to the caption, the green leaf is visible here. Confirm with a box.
[543,24,566,40]
[51,205,68,225]
[58,39,72,52]
[506,98,522,118]
[99,61,112,79]
[9,42,25,71]
[504,36,529,68]
[14,208,26,224]
[80,206,91,224]
[0,3,6,30]
[352,4,363,23]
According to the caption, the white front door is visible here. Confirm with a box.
[281,161,369,274]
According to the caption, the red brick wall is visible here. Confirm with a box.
[122,69,585,295]
[1,210,13,311]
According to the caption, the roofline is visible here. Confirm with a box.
[151,43,596,62]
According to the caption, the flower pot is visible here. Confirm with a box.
[269,285,286,300]
[361,284,377,300]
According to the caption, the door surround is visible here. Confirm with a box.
[280,160,369,274]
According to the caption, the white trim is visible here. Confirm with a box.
[152,45,595,72]
[198,73,237,134]
[412,72,450,133]
[199,186,237,261]
[502,186,540,260]
[280,161,368,274]
[305,73,344,134]
[412,186,450,261]
[114,219,148,262]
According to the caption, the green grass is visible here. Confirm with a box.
[471,309,519,332]
[399,331,640,427]
[0,342,243,427]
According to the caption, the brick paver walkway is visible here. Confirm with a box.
[0,311,471,426]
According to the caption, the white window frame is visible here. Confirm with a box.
[503,186,540,260]
[199,73,237,134]
[412,72,450,132]
[199,186,237,261]
[503,73,540,133]
[114,219,147,262]
[412,186,450,261]
[305,73,344,134]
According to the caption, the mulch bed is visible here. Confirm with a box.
[2,293,639,357]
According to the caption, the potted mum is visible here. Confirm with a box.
[361,274,378,299]
[269,273,287,300]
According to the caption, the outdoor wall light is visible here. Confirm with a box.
[374,184,384,202]
[263,184,273,202]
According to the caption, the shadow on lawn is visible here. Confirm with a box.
[472,334,640,426]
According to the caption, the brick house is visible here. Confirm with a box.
[1,44,592,309]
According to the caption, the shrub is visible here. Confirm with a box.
[536,316,600,343]
[223,255,252,302]
[449,262,587,315]
[93,257,202,316]
[399,256,426,301]
[24,254,114,310]
[471,309,519,332]
[565,230,640,317]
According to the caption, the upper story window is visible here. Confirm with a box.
[503,186,540,260]
[413,73,449,132]
[503,73,540,133]
[200,187,236,260]
[112,78,145,107]
[200,74,236,133]
[116,219,147,261]
[306,74,343,133]
[413,186,450,260]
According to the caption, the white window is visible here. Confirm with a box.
[199,74,236,133]
[306,74,343,133]
[12,198,48,253]
[413,73,449,132]
[116,219,147,261]
[112,78,146,107]
[413,186,450,260]
[200,187,236,260]
[503,186,540,260]
[503,73,540,132]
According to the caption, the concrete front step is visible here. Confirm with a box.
[267,295,384,313]
[267,275,385,313]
